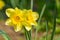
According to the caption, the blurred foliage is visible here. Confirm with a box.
[40,34,51,40]
[40,34,60,40]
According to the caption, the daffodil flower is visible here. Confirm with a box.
[23,9,39,31]
[5,8,24,32]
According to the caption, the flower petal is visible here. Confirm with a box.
[31,21,37,26]
[5,19,12,25]
[15,7,22,14]
[25,26,32,31]
[14,24,22,32]
[32,12,39,20]
[6,8,15,17]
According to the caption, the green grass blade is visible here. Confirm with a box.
[46,20,48,40]
[38,4,46,24]
[0,30,11,40]
[51,0,57,40]
[35,4,46,40]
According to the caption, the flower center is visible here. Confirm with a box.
[16,16,20,20]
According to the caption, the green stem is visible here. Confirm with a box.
[51,11,56,40]
[51,13,56,40]
[51,0,57,40]
[31,0,33,10]
[24,28,31,40]
[46,20,48,40]
[35,28,38,40]
[24,28,29,40]
[28,30,31,40]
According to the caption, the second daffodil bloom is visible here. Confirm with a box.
[23,9,39,31]
[5,8,39,32]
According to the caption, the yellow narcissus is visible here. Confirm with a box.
[23,10,39,31]
[5,8,24,32]
[0,0,5,10]
[5,8,39,32]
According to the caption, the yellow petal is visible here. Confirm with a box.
[25,26,32,31]
[15,7,22,14]
[14,24,22,32]
[6,8,15,17]
[5,19,12,25]
[31,21,37,26]
[32,12,39,20]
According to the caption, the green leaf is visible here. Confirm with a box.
[10,0,16,8]
[0,30,11,40]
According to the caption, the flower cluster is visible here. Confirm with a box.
[5,8,39,32]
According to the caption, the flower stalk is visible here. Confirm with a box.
[51,0,57,40]
[46,20,48,40]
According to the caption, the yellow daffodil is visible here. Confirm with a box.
[23,9,39,31]
[0,0,5,10]
[5,8,39,32]
[5,8,24,32]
